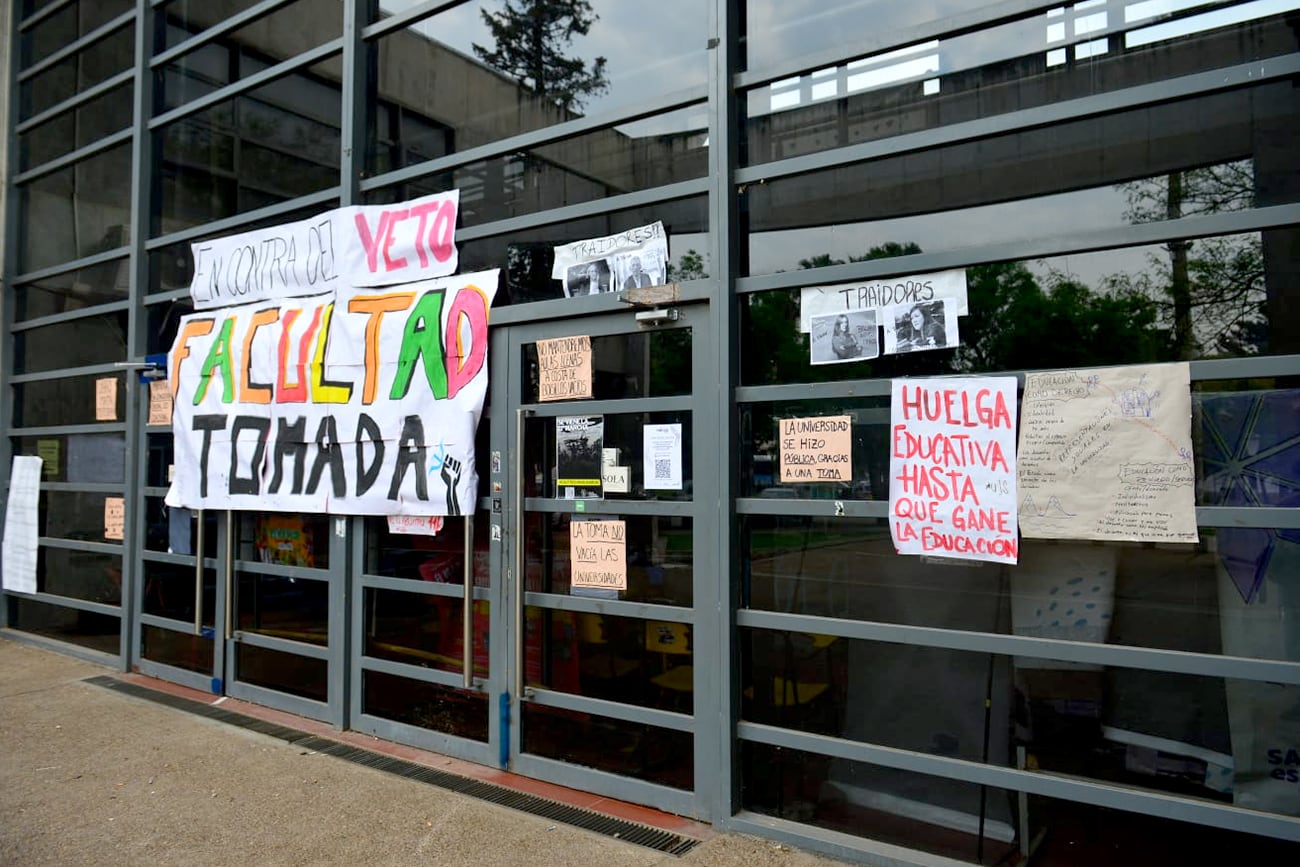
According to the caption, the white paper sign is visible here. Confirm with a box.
[552,222,669,297]
[2,456,42,593]
[643,423,683,490]
[889,377,1019,564]
[387,515,445,536]
[166,269,499,516]
[189,190,460,309]
[800,269,968,332]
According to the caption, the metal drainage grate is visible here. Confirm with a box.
[85,676,699,856]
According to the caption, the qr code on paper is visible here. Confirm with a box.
[654,459,671,480]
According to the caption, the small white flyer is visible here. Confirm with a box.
[643,423,683,491]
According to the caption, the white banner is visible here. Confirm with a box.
[800,269,968,332]
[189,191,460,309]
[889,377,1019,564]
[166,269,498,516]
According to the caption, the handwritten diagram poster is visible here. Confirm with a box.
[1017,363,1197,542]
[166,269,499,516]
[570,519,627,590]
[536,335,592,401]
[889,378,1019,564]
[780,416,852,483]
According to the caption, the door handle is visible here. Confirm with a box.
[223,510,234,641]
[193,509,205,636]
[514,408,529,701]
[462,514,474,689]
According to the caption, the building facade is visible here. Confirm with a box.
[3,0,1299,863]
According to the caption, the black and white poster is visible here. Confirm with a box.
[552,222,669,297]
[556,415,605,499]
[563,258,614,297]
[883,298,958,355]
[809,309,879,365]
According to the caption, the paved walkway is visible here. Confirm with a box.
[0,638,855,866]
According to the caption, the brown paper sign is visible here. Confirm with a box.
[779,415,853,482]
[537,335,593,401]
[95,377,117,421]
[148,380,174,426]
[570,519,626,590]
[104,496,125,541]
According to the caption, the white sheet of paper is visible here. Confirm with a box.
[2,456,42,593]
[1017,362,1198,542]
[602,465,630,493]
[643,423,683,490]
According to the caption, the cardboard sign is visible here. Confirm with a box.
[889,377,1019,564]
[148,379,174,426]
[95,377,117,421]
[189,191,460,309]
[104,496,125,541]
[570,520,626,590]
[779,415,852,483]
[536,335,592,401]
[166,269,499,516]
[1017,363,1197,543]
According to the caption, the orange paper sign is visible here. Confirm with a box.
[95,378,117,421]
[537,336,593,401]
[779,415,852,482]
[104,497,125,540]
[148,380,174,426]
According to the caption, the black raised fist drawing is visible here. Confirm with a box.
[441,455,462,516]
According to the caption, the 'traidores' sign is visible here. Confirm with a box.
[166,269,498,516]
[189,190,460,309]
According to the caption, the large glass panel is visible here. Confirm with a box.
[13,259,129,321]
[372,193,709,307]
[522,513,693,605]
[142,560,216,624]
[236,573,329,646]
[367,1,708,174]
[13,372,126,427]
[13,311,128,374]
[17,141,133,274]
[522,703,692,790]
[19,25,134,121]
[235,513,331,569]
[156,0,277,50]
[37,548,122,605]
[364,589,489,678]
[21,0,134,71]
[154,65,341,235]
[141,497,217,557]
[362,670,489,742]
[235,642,328,701]
[520,330,691,403]
[141,624,215,673]
[742,518,1300,666]
[743,628,1300,827]
[524,412,694,502]
[13,434,126,483]
[19,82,134,171]
[367,105,707,226]
[743,1,1300,165]
[8,597,119,655]
[39,490,127,542]
[363,514,490,585]
[526,606,694,713]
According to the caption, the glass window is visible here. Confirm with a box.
[19,82,134,172]
[362,670,488,742]
[235,642,328,701]
[13,259,129,321]
[236,573,329,646]
[13,372,127,427]
[19,24,134,121]
[742,1,1299,164]
[367,1,708,172]
[153,64,341,235]
[523,412,693,503]
[8,597,119,655]
[366,105,707,225]
[38,547,123,605]
[39,490,128,542]
[363,514,490,585]
[17,141,133,274]
[21,0,134,71]
[13,434,126,483]
[363,589,489,679]
[13,311,128,374]
[141,624,215,673]
[523,513,693,606]
[521,330,691,403]
[141,560,216,624]
[523,703,692,790]
[235,513,331,569]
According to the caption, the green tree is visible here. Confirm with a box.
[473,0,609,112]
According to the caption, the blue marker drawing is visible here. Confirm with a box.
[427,439,447,474]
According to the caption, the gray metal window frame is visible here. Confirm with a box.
[3,0,1300,861]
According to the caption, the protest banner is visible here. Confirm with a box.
[780,415,852,483]
[188,191,460,309]
[889,377,1019,564]
[536,335,593,401]
[570,519,627,590]
[551,222,669,297]
[800,268,969,332]
[165,269,498,516]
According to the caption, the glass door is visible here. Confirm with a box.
[497,306,702,816]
